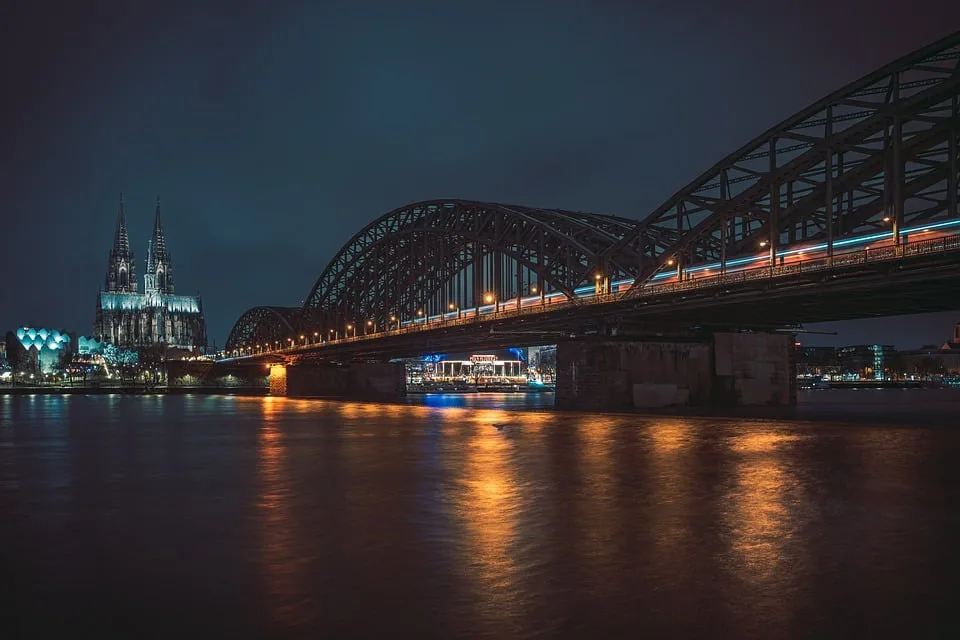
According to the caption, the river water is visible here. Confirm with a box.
[2,391,960,638]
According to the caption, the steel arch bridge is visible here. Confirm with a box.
[226,31,960,355]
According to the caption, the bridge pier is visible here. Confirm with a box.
[555,332,795,411]
[270,362,406,399]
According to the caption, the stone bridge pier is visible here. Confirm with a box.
[269,361,406,399]
[555,332,795,411]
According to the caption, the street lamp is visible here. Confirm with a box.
[390,315,399,330]
[417,309,424,325]
[313,331,319,343]
[448,302,460,320]
[365,319,374,335]
[300,334,306,345]
[347,323,354,338]
[329,328,337,342]
[484,293,499,313]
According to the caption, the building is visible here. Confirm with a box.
[5,327,75,374]
[900,323,960,375]
[836,345,898,380]
[796,345,841,378]
[94,196,206,352]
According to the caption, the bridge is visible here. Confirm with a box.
[219,32,960,409]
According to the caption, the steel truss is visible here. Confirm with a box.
[301,201,641,330]
[225,306,301,352]
[609,31,960,295]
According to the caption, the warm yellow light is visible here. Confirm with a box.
[390,315,396,321]
[760,240,768,247]
[313,332,318,336]
[417,309,423,316]
[667,259,675,266]
[530,284,537,292]
[449,303,455,310]
[484,293,494,303]
[300,335,305,340]
[594,273,601,280]
[367,320,373,326]
[347,324,353,330]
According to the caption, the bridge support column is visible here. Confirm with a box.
[270,362,406,399]
[555,332,795,411]
[269,365,288,396]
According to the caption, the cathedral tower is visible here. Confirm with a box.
[95,194,206,352]
[144,196,175,295]
[104,194,137,293]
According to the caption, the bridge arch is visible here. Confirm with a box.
[301,199,644,327]
[610,30,960,294]
[224,306,302,354]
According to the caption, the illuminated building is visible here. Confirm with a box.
[5,327,74,374]
[94,195,206,351]
[837,345,897,380]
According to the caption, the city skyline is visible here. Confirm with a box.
[2,1,959,345]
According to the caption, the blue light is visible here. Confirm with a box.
[100,292,200,314]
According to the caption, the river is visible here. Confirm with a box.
[2,391,959,638]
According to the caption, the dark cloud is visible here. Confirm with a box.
[1,0,958,348]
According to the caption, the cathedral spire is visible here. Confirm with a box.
[145,195,174,294]
[105,193,136,293]
[146,196,168,273]
[113,193,131,256]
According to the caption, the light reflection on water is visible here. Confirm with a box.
[3,393,960,638]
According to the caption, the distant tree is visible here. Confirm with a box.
[103,344,139,383]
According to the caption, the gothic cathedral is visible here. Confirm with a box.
[94,195,206,352]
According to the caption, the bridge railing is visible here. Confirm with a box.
[227,232,960,359]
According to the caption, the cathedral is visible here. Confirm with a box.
[94,195,207,352]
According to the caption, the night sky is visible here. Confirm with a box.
[2,1,958,349]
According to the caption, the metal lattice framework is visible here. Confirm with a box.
[227,32,960,349]
[225,306,301,352]
[609,30,960,295]
[302,200,642,328]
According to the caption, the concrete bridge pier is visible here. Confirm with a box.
[555,332,795,411]
[269,362,406,399]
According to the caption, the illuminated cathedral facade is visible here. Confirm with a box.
[94,196,206,351]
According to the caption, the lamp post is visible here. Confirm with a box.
[484,293,498,313]
[448,302,459,320]
[313,331,319,344]
[347,323,354,338]
[417,309,424,325]
[365,319,373,335]
[390,315,399,331]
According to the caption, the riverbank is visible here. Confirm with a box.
[0,385,269,396]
